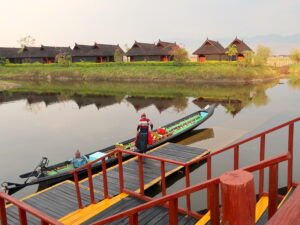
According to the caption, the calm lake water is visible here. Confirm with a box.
[1,79,300,211]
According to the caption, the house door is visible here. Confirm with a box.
[237,54,244,61]
[199,55,206,62]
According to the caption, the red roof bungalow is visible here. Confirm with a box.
[193,39,227,62]
[226,37,253,61]
[126,40,179,62]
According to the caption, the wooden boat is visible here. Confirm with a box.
[2,104,215,195]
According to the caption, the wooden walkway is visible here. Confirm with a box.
[5,143,209,225]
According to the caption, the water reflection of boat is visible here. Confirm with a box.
[3,105,216,195]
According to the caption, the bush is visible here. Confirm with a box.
[243,50,254,65]
[289,49,300,64]
[0,58,10,66]
[173,47,189,66]
[254,45,271,66]
[114,49,123,62]
[56,55,72,66]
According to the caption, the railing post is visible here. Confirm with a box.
[207,156,212,210]
[168,198,178,225]
[129,213,138,225]
[259,134,266,197]
[160,161,166,196]
[288,123,294,189]
[209,183,220,225]
[185,165,191,213]
[220,170,256,225]
[118,151,124,193]
[88,165,96,204]
[138,156,144,195]
[268,164,278,219]
[18,208,28,225]
[73,172,83,209]
[41,220,49,225]
[102,158,109,199]
[0,196,8,225]
[234,145,239,170]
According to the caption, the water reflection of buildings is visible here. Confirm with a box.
[0,92,189,112]
[193,97,243,117]
[0,92,122,110]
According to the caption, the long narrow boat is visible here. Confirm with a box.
[3,104,215,195]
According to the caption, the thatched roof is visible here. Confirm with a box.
[126,40,178,56]
[15,45,72,58]
[0,47,19,58]
[193,39,226,55]
[72,43,125,57]
[226,38,252,53]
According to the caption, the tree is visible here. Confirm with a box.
[226,44,238,61]
[254,45,271,66]
[243,50,254,65]
[17,35,36,48]
[114,49,123,62]
[289,49,300,64]
[56,54,72,66]
[173,47,189,65]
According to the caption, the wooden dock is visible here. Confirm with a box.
[4,143,209,225]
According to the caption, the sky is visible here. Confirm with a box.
[0,0,299,53]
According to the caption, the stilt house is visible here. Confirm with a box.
[15,45,71,63]
[193,39,227,62]
[226,38,253,61]
[0,48,20,63]
[72,43,125,63]
[126,40,178,62]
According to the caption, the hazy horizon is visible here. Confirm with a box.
[1,0,299,54]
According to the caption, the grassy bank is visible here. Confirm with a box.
[0,62,280,84]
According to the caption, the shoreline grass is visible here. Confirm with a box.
[0,62,280,84]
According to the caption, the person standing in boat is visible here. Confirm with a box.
[136,113,153,153]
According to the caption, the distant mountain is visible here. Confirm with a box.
[174,34,300,55]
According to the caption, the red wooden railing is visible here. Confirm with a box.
[71,148,191,211]
[91,152,290,225]
[0,192,63,225]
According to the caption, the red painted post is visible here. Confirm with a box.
[138,156,144,195]
[118,151,124,193]
[73,172,83,209]
[18,207,28,225]
[209,183,220,225]
[207,156,212,210]
[129,213,138,225]
[168,198,178,225]
[268,164,278,219]
[0,197,8,225]
[87,165,96,204]
[234,145,239,170]
[259,134,266,197]
[207,156,212,180]
[102,158,109,199]
[287,123,294,189]
[41,221,48,225]
[220,170,256,225]
[185,165,191,213]
[160,161,166,196]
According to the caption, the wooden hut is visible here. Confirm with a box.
[72,43,125,63]
[126,40,178,62]
[226,38,253,61]
[193,39,227,62]
[15,45,71,63]
[0,47,20,63]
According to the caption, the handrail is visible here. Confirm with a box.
[71,147,187,208]
[0,192,63,225]
[91,178,220,225]
[91,152,290,225]
[187,117,300,166]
